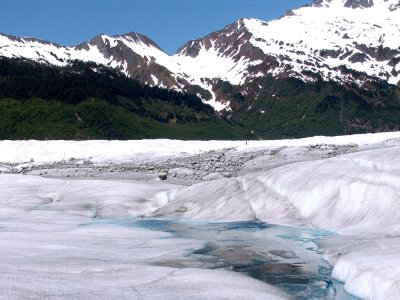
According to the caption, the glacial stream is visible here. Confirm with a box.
[100,219,358,299]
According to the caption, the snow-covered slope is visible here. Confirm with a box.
[176,0,400,87]
[1,0,399,111]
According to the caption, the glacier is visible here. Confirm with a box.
[0,175,288,300]
[1,132,400,299]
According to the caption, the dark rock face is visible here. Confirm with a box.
[177,18,266,62]
[285,9,296,16]
[342,33,351,39]
[312,0,329,6]
[389,1,400,11]
[389,57,400,67]
[344,0,374,8]
[313,0,324,5]
[319,49,342,59]
[339,50,353,60]
[349,52,370,63]
[74,43,90,51]
[354,43,400,62]
[314,0,377,8]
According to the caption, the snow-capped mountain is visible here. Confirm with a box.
[0,0,399,112]
[0,32,181,88]
[174,0,400,94]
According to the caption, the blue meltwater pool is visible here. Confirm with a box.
[92,218,360,300]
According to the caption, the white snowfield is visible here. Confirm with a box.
[1,132,400,299]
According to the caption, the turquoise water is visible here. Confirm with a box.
[86,219,359,300]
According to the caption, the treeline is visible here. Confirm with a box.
[0,57,246,140]
[0,57,212,114]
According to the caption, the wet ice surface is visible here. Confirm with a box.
[107,218,358,300]
[2,134,400,299]
[0,217,289,300]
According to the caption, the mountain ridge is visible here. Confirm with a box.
[1,0,399,107]
[1,1,400,139]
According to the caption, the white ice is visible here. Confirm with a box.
[2,132,400,299]
[0,174,288,299]
[1,131,400,165]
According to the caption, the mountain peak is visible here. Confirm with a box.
[176,18,268,58]
[85,32,163,51]
[114,32,164,51]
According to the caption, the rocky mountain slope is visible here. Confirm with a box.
[1,0,400,138]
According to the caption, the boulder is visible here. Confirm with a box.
[158,172,168,180]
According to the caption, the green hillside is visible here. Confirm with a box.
[0,58,245,140]
[1,57,399,140]
[222,73,400,139]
